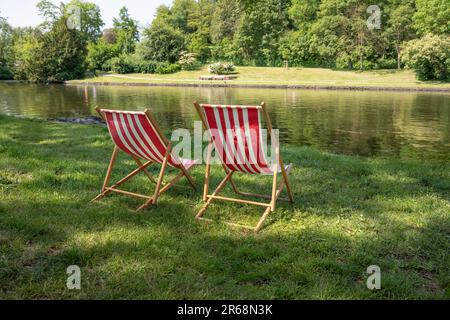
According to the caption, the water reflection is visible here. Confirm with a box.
[0,82,449,161]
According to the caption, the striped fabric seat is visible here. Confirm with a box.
[103,110,195,170]
[201,104,286,175]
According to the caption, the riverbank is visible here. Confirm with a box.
[66,67,450,92]
[1,114,449,299]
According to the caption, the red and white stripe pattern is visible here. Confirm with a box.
[102,110,196,170]
[201,104,278,175]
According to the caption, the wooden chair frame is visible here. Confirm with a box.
[92,108,197,212]
[194,102,294,232]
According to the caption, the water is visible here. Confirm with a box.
[1,82,449,161]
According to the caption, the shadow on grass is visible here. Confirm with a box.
[0,115,449,299]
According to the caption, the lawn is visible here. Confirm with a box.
[68,67,450,90]
[0,114,449,299]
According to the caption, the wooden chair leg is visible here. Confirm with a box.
[181,166,197,191]
[255,206,273,232]
[92,146,119,202]
[271,167,279,211]
[196,171,233,219]
[280,166,294,203]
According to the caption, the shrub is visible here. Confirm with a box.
[375,57,397,70]
[178,51,201,70]
[135,59,158,74]
[401,34,450,81]
[139,22,185,63]
[155,62,181,74]
[208,62,236,75]
[0,66,13,80]
[86,40,119,72]
[108,54,136,74]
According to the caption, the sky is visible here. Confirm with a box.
[0,0,172,28]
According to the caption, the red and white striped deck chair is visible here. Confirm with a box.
[194,102,294,232]
[92,108,198,211]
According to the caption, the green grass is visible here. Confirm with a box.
[68,67,450,89]
[0,114,449,299]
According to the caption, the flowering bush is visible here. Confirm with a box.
[401,34,450,81]
[208,62,236,75]
[178,51,202,70]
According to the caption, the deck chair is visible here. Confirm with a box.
[92,108,198,211]
[194,102,294,232]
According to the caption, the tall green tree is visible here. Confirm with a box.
[234,0,290,66]
[210,0,243,43]
[113,7,139,54]
[139,22,185,63]
[386,4,416,69]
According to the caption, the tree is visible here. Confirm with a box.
[0,14,14,79]
[139,22,185,63]
[413,0,450,36]
[66,0,104,42]
[233,0,289,66]
[86,39,119,72]
[13,16,87,82]
[0,14,13,66]
[113,7,139,54]
[210,0,243,43]
[386,4,415,69]
[103,28,117,44]
[170,0,198,33]
[37,0,104,42]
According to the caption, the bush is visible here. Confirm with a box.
[108,54,136,74]
[375,57,397,70]
[208,62,236,75]
[135,59,158,74]
[86,40,119,72]
[401,34,450,81]
[0,66,13,80]
[155,62,181,74]
[178,51,202,70]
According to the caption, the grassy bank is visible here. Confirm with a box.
[67,67,450,90]
[0,114,449,299]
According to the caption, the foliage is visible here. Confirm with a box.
[401,34,450,81]
[106,54,179,75]
[177,51,201,70]
[36,0,104,42]
[86,39,119,72]
[233,0,289,66]
[113,7,139,54]
[208,62,236,75]
[413,0,450,36]
[12,17,86,82]
[7,0,450,81]
[155,62,181,74]
[0,65,13,80]
[139,22,185,63]
[107,54,136,74]
[10,32,42,80]
[0,15,12,65]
